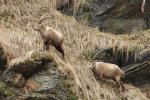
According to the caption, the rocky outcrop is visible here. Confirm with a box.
[124,48,150,96]
[124,61,150,98]
[92,48,136,66]
[56,0,146,34]
[0,50,71,100]
[1,50,52,87]
[124,61,150,85]
[88,0,145,34]
[59,0,148,33]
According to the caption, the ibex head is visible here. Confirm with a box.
[33,16,53,31]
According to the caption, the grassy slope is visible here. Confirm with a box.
[0,0,149,99]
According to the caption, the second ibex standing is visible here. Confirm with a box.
[33,16,65,58]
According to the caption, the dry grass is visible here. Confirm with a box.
[0,0,149,100]
[0,0,86,29]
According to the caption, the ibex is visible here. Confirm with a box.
[91,61,126,92]
[33,16,65,58]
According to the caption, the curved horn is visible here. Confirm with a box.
[38,16,53,24]
[33,16,53,31]
[32,24,41,31]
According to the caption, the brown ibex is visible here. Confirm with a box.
[33,16,65,58]
[91,61,126,92]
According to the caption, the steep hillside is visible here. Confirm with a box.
[0,0,149,100]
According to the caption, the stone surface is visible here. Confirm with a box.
[0,50,71,100]
[88,0,146,34]
[24,63,70,100]
[92,48,119,64]
[124,61,150,86]
[93,48,136,66]
[1,50,53,87]
[0,43,7,71]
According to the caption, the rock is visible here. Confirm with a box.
[4,50,52,78]
[137,48,150,62]
[92,48,119,64]
[88,0,145,34]
[24,62,70,100]
[58,0,145,33]
[61,0,146,34]
[123,48,150,86]
[0,42,15,72]
[0,43,7,71]
[24,79,40,93]
[92,48,136,66]
[1,50,53,87]
[3,73,26,88]
[124,61,150,86]
[124,60,150,98]
[1,50,71,100]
